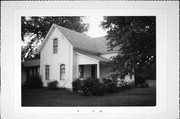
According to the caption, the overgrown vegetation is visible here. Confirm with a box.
[103,78,135,93]
[135,76,149,88]
[72,78,108,96]
[47,80,58,90]
[103,78,119,93]
[72,79,82,91]
[101,16,156,85]
[72,77,136,96]
[81,78,107,96]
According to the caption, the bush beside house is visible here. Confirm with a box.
[81,78,108,96]
[103,78,119,93]
[47,80,58,90]
[72,77,135,96]
[72,79,82,91]
[72,78,108,96]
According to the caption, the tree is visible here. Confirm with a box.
[101,16,156,82]
[21,16,88,61]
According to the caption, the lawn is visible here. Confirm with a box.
[22,87,156,106]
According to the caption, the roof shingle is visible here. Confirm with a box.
[54,24,110,54]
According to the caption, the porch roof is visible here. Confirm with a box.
[85,54,109,63]
[76,50,109,63]
[22,59,40,67]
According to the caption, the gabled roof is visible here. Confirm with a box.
[39,24,118,54]
[39,24,120,54]
[54,24,120,54]
[54,24,109,54]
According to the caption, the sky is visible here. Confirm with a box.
[82,16,107,38]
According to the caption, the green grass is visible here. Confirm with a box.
[22,87,156,106]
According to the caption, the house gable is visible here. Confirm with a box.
[39,24,72,53]
[40,24,73,88]
[38,25,55,53]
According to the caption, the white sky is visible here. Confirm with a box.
[82,16,107,38]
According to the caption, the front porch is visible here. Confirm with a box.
[75,51,135,84]
[78,64,99,79]
[77,63,111,82]
[76,51,112,82]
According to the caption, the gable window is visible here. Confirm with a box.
[45,65,50,80]
[60,64,65,80]
[53,38,58,53]
[79,65,84,78]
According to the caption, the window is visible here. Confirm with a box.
[79,65,84,78]
[60,64,65,80]
[45,65,50,80]
[53,38,58,53]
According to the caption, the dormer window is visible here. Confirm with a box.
[53,38,58,53]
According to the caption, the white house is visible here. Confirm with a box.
[37,24,134,89]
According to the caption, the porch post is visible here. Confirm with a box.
[97,63,100,79]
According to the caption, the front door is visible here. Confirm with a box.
[79,65,84,78]
[91,65,96,78]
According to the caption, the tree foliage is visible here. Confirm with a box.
[101,16,156,79]
[21,16,88,61]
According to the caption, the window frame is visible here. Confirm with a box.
[45,65,50,80]
[53,38,58,54]
[60,64,65,80]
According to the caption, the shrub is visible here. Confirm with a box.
[103,78,118,93]
[135,75,147,87]
[125,84,134,89]
[135,75,149,88]
[94,83,108,96]
[103,78,135,93]
[140,82,149,88]
[117,80,135,90]
[72,79,82,91]
[117,80,127,87]
[80,78,107,96]
[47,80,58,90]
[81,78,97,96]
[25,76,43,89]
[86,77,99,83]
